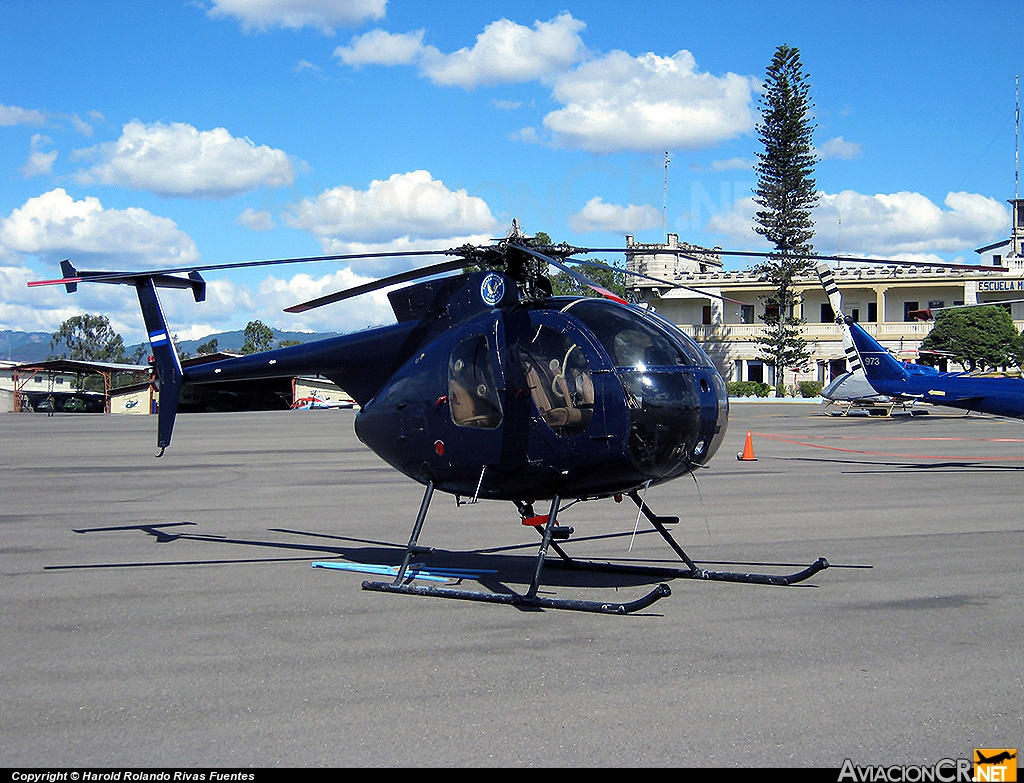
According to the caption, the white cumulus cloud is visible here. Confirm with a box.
[689,157,752,172]
[334,13,588,88]
[703,196,767,247]
[0,263,90,335]
[540,50,756,153]
[815,190,1009,254]
[334,29,426,66]
[418,13,587,89]
[333,15,752,153]
[236,208,276,231]
[1,103,47,127]
[705,190,1011,257]
[20,134,58,178]
[0,188,200,268]
[818,136,862,160]
[253,268,396,332]
[569,197,661,234]
[285,170,499,253]
[509,126,541,145]
[0,191,202,339]
[74,121,295,199]
[207,0,386,34]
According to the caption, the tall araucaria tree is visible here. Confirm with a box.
[752,44,819,395]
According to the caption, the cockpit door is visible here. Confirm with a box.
[442,313,507,467]
[512,308,614,460]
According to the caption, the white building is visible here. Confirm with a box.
[626,198,1024,389]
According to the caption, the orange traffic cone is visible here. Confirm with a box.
[737,430,757,461]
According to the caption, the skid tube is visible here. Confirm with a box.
[362,580,671,614]
[541,490,829,586]
[361,483,672,614]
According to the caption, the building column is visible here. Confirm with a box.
[12,370,22,412]
[873,285,887,322]
[709,288,723,324]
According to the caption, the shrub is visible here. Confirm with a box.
[799,380,824,398]
[727,381,771,397]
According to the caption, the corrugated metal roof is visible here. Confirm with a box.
[10,359,150,373]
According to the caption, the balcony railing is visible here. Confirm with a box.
[677,321,1024,341]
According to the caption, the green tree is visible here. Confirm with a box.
[49,314,128,362]
[278,339,301,348]
[549,262,627,299]
[127,344,147,364]
[173,334,191,361]
[921,306,1023,371]
[751,44,819,394]
[196,337,219,355]
[515,230,626,299]
[241,320,275,355]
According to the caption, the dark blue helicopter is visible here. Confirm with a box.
[31,224,829,613]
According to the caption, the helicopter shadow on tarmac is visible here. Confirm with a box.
[45,518,830,608]
[47,520,677,594]
[769,454,1024,474]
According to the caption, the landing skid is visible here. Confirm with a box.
[361,482,670,614]
[541,491,829,587]
[360,483,829,614]
[364,580,671,614]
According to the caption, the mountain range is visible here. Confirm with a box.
[1,328,340,364]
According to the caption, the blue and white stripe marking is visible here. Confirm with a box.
[312,561,496,583]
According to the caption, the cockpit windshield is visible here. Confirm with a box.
[561,300,710,369]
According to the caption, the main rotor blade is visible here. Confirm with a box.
[538,247,747,305]
[28,248,460,289]
[283,257,471,313]
[568,246,989,271]
[564,256,747,305]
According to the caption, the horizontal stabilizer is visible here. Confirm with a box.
[820,371,887,403]
[31,262,206,303]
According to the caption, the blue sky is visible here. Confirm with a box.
[2,0,1022,343]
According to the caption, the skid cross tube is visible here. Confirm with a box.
[362,488,671,614]
[542,490,829,586]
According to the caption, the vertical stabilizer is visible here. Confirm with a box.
[846,319,910,387]
[135,278,183,454]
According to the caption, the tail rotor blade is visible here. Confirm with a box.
[816,263,865,373]
[815,263,845,319]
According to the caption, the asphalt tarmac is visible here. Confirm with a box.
[1,402,1021,767]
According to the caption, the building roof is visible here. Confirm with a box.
[976,238,1011,254]
[9,359,150,374]
[181,351,241,367]
[644,260,1010,290]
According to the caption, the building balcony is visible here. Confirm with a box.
[677,321,1024,342]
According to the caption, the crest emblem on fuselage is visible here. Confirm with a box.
[480,273,505,307]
